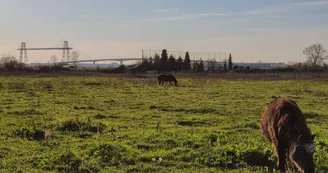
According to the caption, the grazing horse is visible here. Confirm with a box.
[157,73,178,86]
[260,97,315,173]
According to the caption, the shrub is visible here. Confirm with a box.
[34,63,65,73]
[0,55,26,71]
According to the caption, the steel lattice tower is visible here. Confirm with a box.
[19,42,27,63]
[17,41,73,63]
[62,41,70,62]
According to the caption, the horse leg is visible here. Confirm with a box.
[277,144,287,172]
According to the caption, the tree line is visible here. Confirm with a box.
[139,49,191,72]
[138,49,235,73]
[135,44,328,74]
[2,43,327,73]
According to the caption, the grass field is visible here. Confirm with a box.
[0,75,328,173]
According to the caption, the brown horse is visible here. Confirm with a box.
[260,97,315,173]
[157,73,178,86]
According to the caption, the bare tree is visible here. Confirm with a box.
[0,55,17,66]
[0,55,20,70]
[208,59,216,73]
[71,51,79,61]
[303,44,327,67]
[50,55,57,65]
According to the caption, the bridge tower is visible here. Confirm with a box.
[17,41,73,63]
[19,42,28,63]
[62,41,70,62]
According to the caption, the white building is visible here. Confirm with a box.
[215,61,287,69]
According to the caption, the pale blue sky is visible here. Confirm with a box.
[1,0,328,63]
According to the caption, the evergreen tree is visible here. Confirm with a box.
[154,53,160,65]
[193,62,198,73]
[224,60,227,71]
[149,56,153,64]
[141,58,149,65]
[177,56,183,71]
[198,59,204,72]
[160,49,168,66]
[140,58,151,72]
[228,53,233,71]
[184,51,191,71]
[168,55,177,71]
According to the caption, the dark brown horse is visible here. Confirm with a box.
[260,97,315,173]
[157,73,178,86]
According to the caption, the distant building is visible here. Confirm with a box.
[110,62,120,68]
[215,61,287,69]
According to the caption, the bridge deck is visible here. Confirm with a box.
[65,58,142,63]
[17,48,73,50]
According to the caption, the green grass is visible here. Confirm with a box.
[0,76,328,172]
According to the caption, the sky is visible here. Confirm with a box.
[1,0,328,63]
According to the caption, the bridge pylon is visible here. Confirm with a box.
[19,42,28,63]
[62,41,70,62]
[17,41,73,64]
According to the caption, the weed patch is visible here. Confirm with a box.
[7,81,27,91]
[151,106,217,114]
[243,123,259,129]
[13,127,45,141]
[199,149,241,169]
[88,143,136,167]
[73,106,96,110]
[304,112,321,119]
[137,143,153,151]
[52,151,98,172]
[83,82,103,86]
[8,109,42,116]
[56,118,105,133]
[242,150,275,167]
[94,113,106,119]
[177,120,207,126]
[34,81,53,90]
